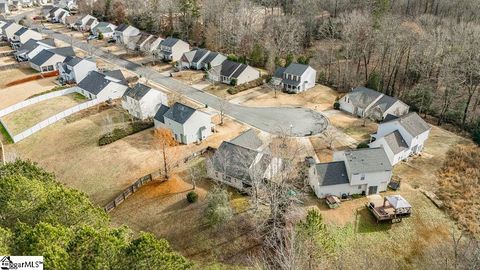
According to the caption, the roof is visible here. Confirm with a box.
[313,161,350,186]
[154,104,170,123]
[15,38,41,53]
[124,83,151,100]
[231,64,248,78]
[104,69,125,83]
[370,94,402,114]
[383,112,430,137]
[346,87,383,109]
[30,49,54,66]
[273,67,286,78]
[161,37,181,47]
[78,71,113,95]
[385,195,411,209]
[229,129,263,150]
[96,25,114,33]
[58,11,66,19]
[343,148,392,174]
[212,141,271,183]
[382,114,399,122]
[65,15,79,25]
[163,102,196,124]
[85,18,96,26]
[202,52,221,64]
[220,60,241,77]
[14,26,27,36]
[181,50,196,63]
[65,56,83,66]
[284,63,310,76]
[192,49,209,63]
[116,23,129,32]
[383,130,408,154]
[136,33,152,46]
[49,46,75,57]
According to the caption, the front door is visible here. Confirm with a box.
[368,186,378,195]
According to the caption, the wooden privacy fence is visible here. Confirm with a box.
[103,147,215,212]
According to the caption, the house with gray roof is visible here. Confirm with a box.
[91,22,116,38]
[208,60,260,86]
[179,49,226,70]
[122,83,168,120]
[11,27,42,49]
[2,21,22,41]
[74,14,98,32]
[14,38,55,61]
[29,46,75,73]
[339,86,409,120]
[47,7,69,23]
[77,70,128,101]
[154,102,212,144]
[113,23,140,44]
[369,112,431,165]
[159,37,190,62]
[57,56,97,84]
[0,1,9,14]
[273,63,316,93]
[207,129,282,192]
[309,148,393,198]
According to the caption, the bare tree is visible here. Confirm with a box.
[153,128,178,178]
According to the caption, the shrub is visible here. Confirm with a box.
[227,76,266,95]
[333,101,340,110]
[98,121,153,146]
[230,78,237,86]
[357,142,369,149]
[98,32,104,40]
[366,71,382,91]
[186,191,198,203]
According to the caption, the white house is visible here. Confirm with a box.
[11,27,42,49]
[154,102,212,144]
[159,37,190,62]
[309,148,392,198]
[121,83,168,120]
[29,46,76,73]
[0,1,9,14]
[2,22,22,41]
[207,129,283,192]
[369,112,431,165]
[74,14,98,32]
[65,15,79,28]
[147,36,163,53]
[77,70,129,101]
[339,87,410,121]
[273,63,316,93]
[179,49,226,70]
[113,23,140,44]
[14,38,55,61]
[57,56,97,84]
[91,22,116,38]
[47,7,69,23]
[208,60,260,86]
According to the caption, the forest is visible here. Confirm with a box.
[77,0,480,143]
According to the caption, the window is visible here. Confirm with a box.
[358,185,362,189]
[360,175,365,181]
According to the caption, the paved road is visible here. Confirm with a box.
[28,21,328,136]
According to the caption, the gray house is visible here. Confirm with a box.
[77,70,128,101]
[14,38,55,61]
[122,83,168,120]
[207,129,282,192]
[154,102,212,144]
[179,49,226,70]
[29,46,75,73]
[57,56,97,84]
[159,37,190,62]
[273,63,317,93]
[208,60,260,86]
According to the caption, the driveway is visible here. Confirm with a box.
[24,22,329,136]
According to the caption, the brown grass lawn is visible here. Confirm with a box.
[0,77,58,110]
[4,106,247,206]
[237,84,338,111]
[110,158,261,268]
[173,70,205,84]
[0,68,38,88]
[328,112,378,142]
[204,84,231,99]
[0,46,12,52]
[1,93,86,135]
[0,56,15,66]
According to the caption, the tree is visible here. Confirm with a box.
[112,1,126,25]
[250,44,266,67]
[0,227,11,255]
[204,187,233,227]
[98,32,104,40]
[153,128,178,179]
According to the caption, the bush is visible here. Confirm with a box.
[230,78,237,86]
[333,101,340,110]
[98,121,154,146]
[357,142,369,149]
[186,191,198,203]
[98,32,104,40]
[227,76,266,95]
[366,71,382,91]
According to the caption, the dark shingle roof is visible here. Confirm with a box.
[30,49,54,66]
[343,148,392,174]
[66,56,83,66]
[124,83,151,100]
[192,49,209,63]
[154,104,170,123]
[85,18,96,26]
[220,60,241,77]
[78,71,112,95]
[273,67,286,78]
[231,64,248,78]
[314,161,350,186]
[163,102,196,124]
[104,70,126,83]
[347,87,383,109]
[161,37,180,47]
[382,114,399,123]
[383,130,408,154]
[370,94,403,114]
[115,23,129,32]
[202,52,219,64]
[49,46,75,57]
[384,112,431,137]
[284,63,310,76]
[14,27,27,37]
[229,129,263,150]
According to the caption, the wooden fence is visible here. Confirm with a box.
[103,147,215,212]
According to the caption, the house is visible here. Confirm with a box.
[57,56,97,84]
[273,63,316,93]
[309,148,392,199]
[74,14,98,32]
[126,32,154,51]
[159,37,190,62]
[0,1,9,14]
[29,46,75,72]
[11,27,42,49]
[207,129,282,192]
[338,87,410,120]
[147,36,163,53]
[20,0,33,7]
[65,15,79,28]
[208,60,260,86]
[154,102,212,144]
[136,33,155,51]
[122,83,168,120]
[91,22,116,38]
[369,112,431,165]
[58,0,76,9]
[46,7,69,23]
[179,49,226,70]
[112,23,140,44]
[14,38,55,61]
[77,70,128,101]
[2,21,22,41]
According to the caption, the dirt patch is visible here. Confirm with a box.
[0,77,58,110]
[1,93,86,135]
[0,56,15,66]
[328,112,377,142]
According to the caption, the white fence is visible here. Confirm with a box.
[0,87,78,118]
[12,99,101,143]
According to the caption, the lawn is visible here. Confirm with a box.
[0,68,38,88]
[327,112,378,142]
[1,93,86,135]
[173,70,205,84]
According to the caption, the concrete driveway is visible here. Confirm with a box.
[32,25,328,137]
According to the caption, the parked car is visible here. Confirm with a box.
[87,35,98,41]
[107,39,116,44]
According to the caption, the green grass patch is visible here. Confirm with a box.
[98,121,153,146]
[0,120,14,144]
[27,85,72,99]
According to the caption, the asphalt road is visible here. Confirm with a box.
[28,21,329,136]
